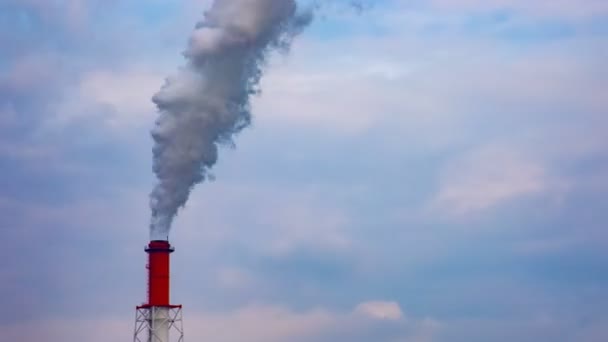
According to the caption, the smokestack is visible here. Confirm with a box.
[134,241,183,342]
[146,240,174,307]
[135,1,367,340]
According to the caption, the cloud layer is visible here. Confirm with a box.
[1,0,607,341]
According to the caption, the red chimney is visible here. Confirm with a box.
[134,240,184,342]
[145,240,174,306]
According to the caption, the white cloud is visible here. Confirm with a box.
[355,301,405,321]
[173,181,354,256]
[216,266,256,289]
[251,34,462,137]
[52,68,164,128]
[80,70,160,118]
[3,297,607,342]
[432,145,558,216]
[185,302,418,342]
[0,317,132,342]
[428,0,608,18]
[3,0,107,34]
[0,301,431,342]
[186,305,336,342]
[38,3,607,149]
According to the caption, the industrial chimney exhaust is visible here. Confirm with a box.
[134,241,184,342]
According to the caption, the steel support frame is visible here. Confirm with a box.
[134,306,184,342]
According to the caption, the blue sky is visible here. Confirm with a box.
[1,0,608,341]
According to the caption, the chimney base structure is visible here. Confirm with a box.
[134,241,184,342]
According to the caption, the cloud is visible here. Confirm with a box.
[52,68,164,128]
[436,315,608,342]
[186,304,336,342]
[0,54,68,123]
[0,317,132,342]
[432,145,554,216]
[164,181,361,308]
[428,0,608,19]
[215,266,257,290]
[5,308,608,342]
[355,301,405,320]
[1,2,608,342]
[0,301,433,342]
[173,181,354,257]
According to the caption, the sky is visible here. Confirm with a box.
[1,0,607,341]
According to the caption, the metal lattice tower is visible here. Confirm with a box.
[134,305,184,342]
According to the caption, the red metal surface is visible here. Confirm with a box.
[145,240,174,307]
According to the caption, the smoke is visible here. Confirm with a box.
[149,0,312,240]
[149,0,371,240]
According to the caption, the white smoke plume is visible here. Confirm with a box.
[149,0,313,240]
[149,0,372,240]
